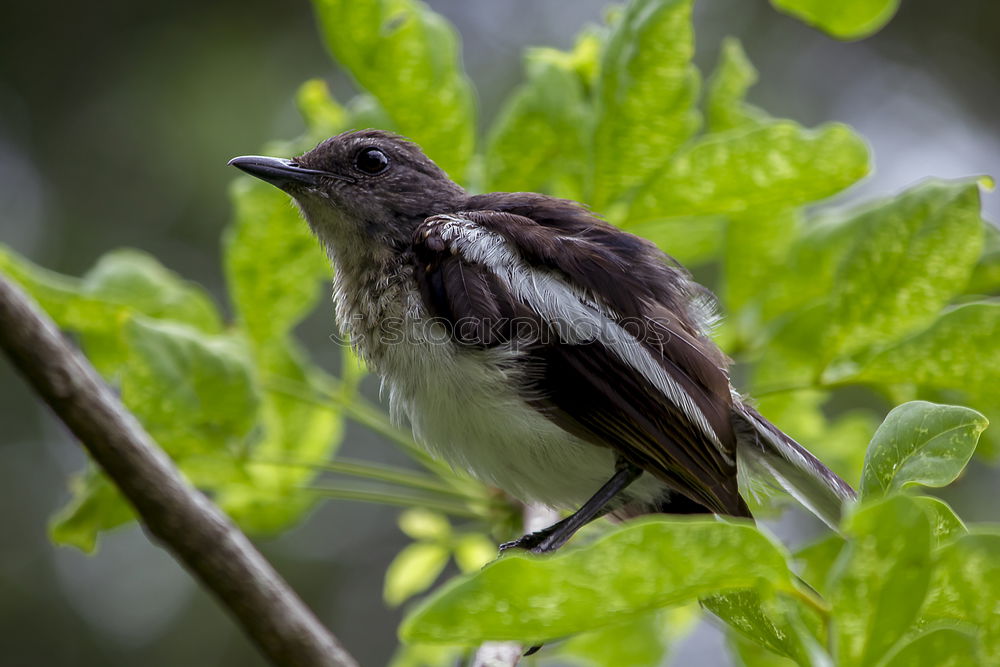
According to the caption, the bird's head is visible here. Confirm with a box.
[230,129,466,257]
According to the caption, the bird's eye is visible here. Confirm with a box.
[354,147,390,175]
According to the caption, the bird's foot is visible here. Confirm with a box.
[498,528,553,554]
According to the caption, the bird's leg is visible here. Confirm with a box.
[500,462,643,555]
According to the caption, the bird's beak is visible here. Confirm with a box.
[228,155,352,189]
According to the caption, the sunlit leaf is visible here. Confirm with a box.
[389,642,465,667]
[881,628,979,667]
[828,495,934,666]
[820,179,986,363]
[385,542,451,607]
[849,302,1000,400]
[311,0,476,179]
[221,176,342,533]
[399,508,452,542]
[628,121,869,222]
[401,518,793,644]
[225,177,330,348]
[728,633,798,667]
[555,608,692,667]
[297,78,350,139]
[724,208,798,319]
[770,0,900,40]
[118,317,259,460]
[912,496,967,546]
[706,38,769,133]
[627,216,725,267]
[49,470,135,553]
[754,208,868,330]
[966,222,1000,296]
[485,48,590,198]
[794,533,845,597]
[592,0,700,208]
[0,245,120,332]
[703,590,824,664]
[49,316,259,550]
[452,534,497,574]
[215,344,341,534]
[860,401,987,499]
[919,534,1000,661]
[81,249,222,334]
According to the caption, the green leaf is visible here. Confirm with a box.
[555,608,691,667]
[215,344,342,534]
[850,302,1000,399]
[966,222,1000,295]
[627,216,725,267]
[912,496,967,546]
[0,245,115,331]
[389,642,465,667]
[80,249,222,334]
[860,401,988,499]
[881,628,979,667]
[706,38,769,133]
[385,542,451,607]
[484,48,590,198]
[452,534,497,574]
[828,495,934,666]
[794,533,845,596]
[0,246,132,375]
[627,121,870,222]
[703,590,824,664]
[724,208,799,319]
[311,0,476,179]
[225,177,331,348]
[119,317,259,460]
[398,508,452,541]
[754,208,868,330]
[770,0,900,40]
[296,78,350,139]
[221,174,342,533]
[49,318,259,551]
[820,179,986,363]
[401,517,793,644]
[728,633,798,667]
[920,533,1000,661]
[591,0,700,208]
[49,470,135,553]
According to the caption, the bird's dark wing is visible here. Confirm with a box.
[410,209,748,517]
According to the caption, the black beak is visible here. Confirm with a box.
[228,155,352,189]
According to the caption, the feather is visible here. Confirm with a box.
[411,210,753,518]
[733,403,857,529]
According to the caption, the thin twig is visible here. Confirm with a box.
[0,275,357,667]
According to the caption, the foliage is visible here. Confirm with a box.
[2,0,997,664]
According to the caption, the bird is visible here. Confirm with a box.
[230,129,856,554]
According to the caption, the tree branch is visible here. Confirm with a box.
[0,274,357,667]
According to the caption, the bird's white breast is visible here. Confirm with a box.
[346,280,665,510]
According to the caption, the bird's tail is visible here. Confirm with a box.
[732,403,857,530]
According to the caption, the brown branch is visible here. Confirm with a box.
[0,274,358,667]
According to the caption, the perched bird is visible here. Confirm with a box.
[230,129,856,553]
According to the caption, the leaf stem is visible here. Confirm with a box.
[787,582,831,620]
[263,376,480,494]
[247,455,484,502]
[302,485,483,519]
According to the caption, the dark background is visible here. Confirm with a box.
[1,1,997,665]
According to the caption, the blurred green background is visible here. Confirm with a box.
[1,0,997,665]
